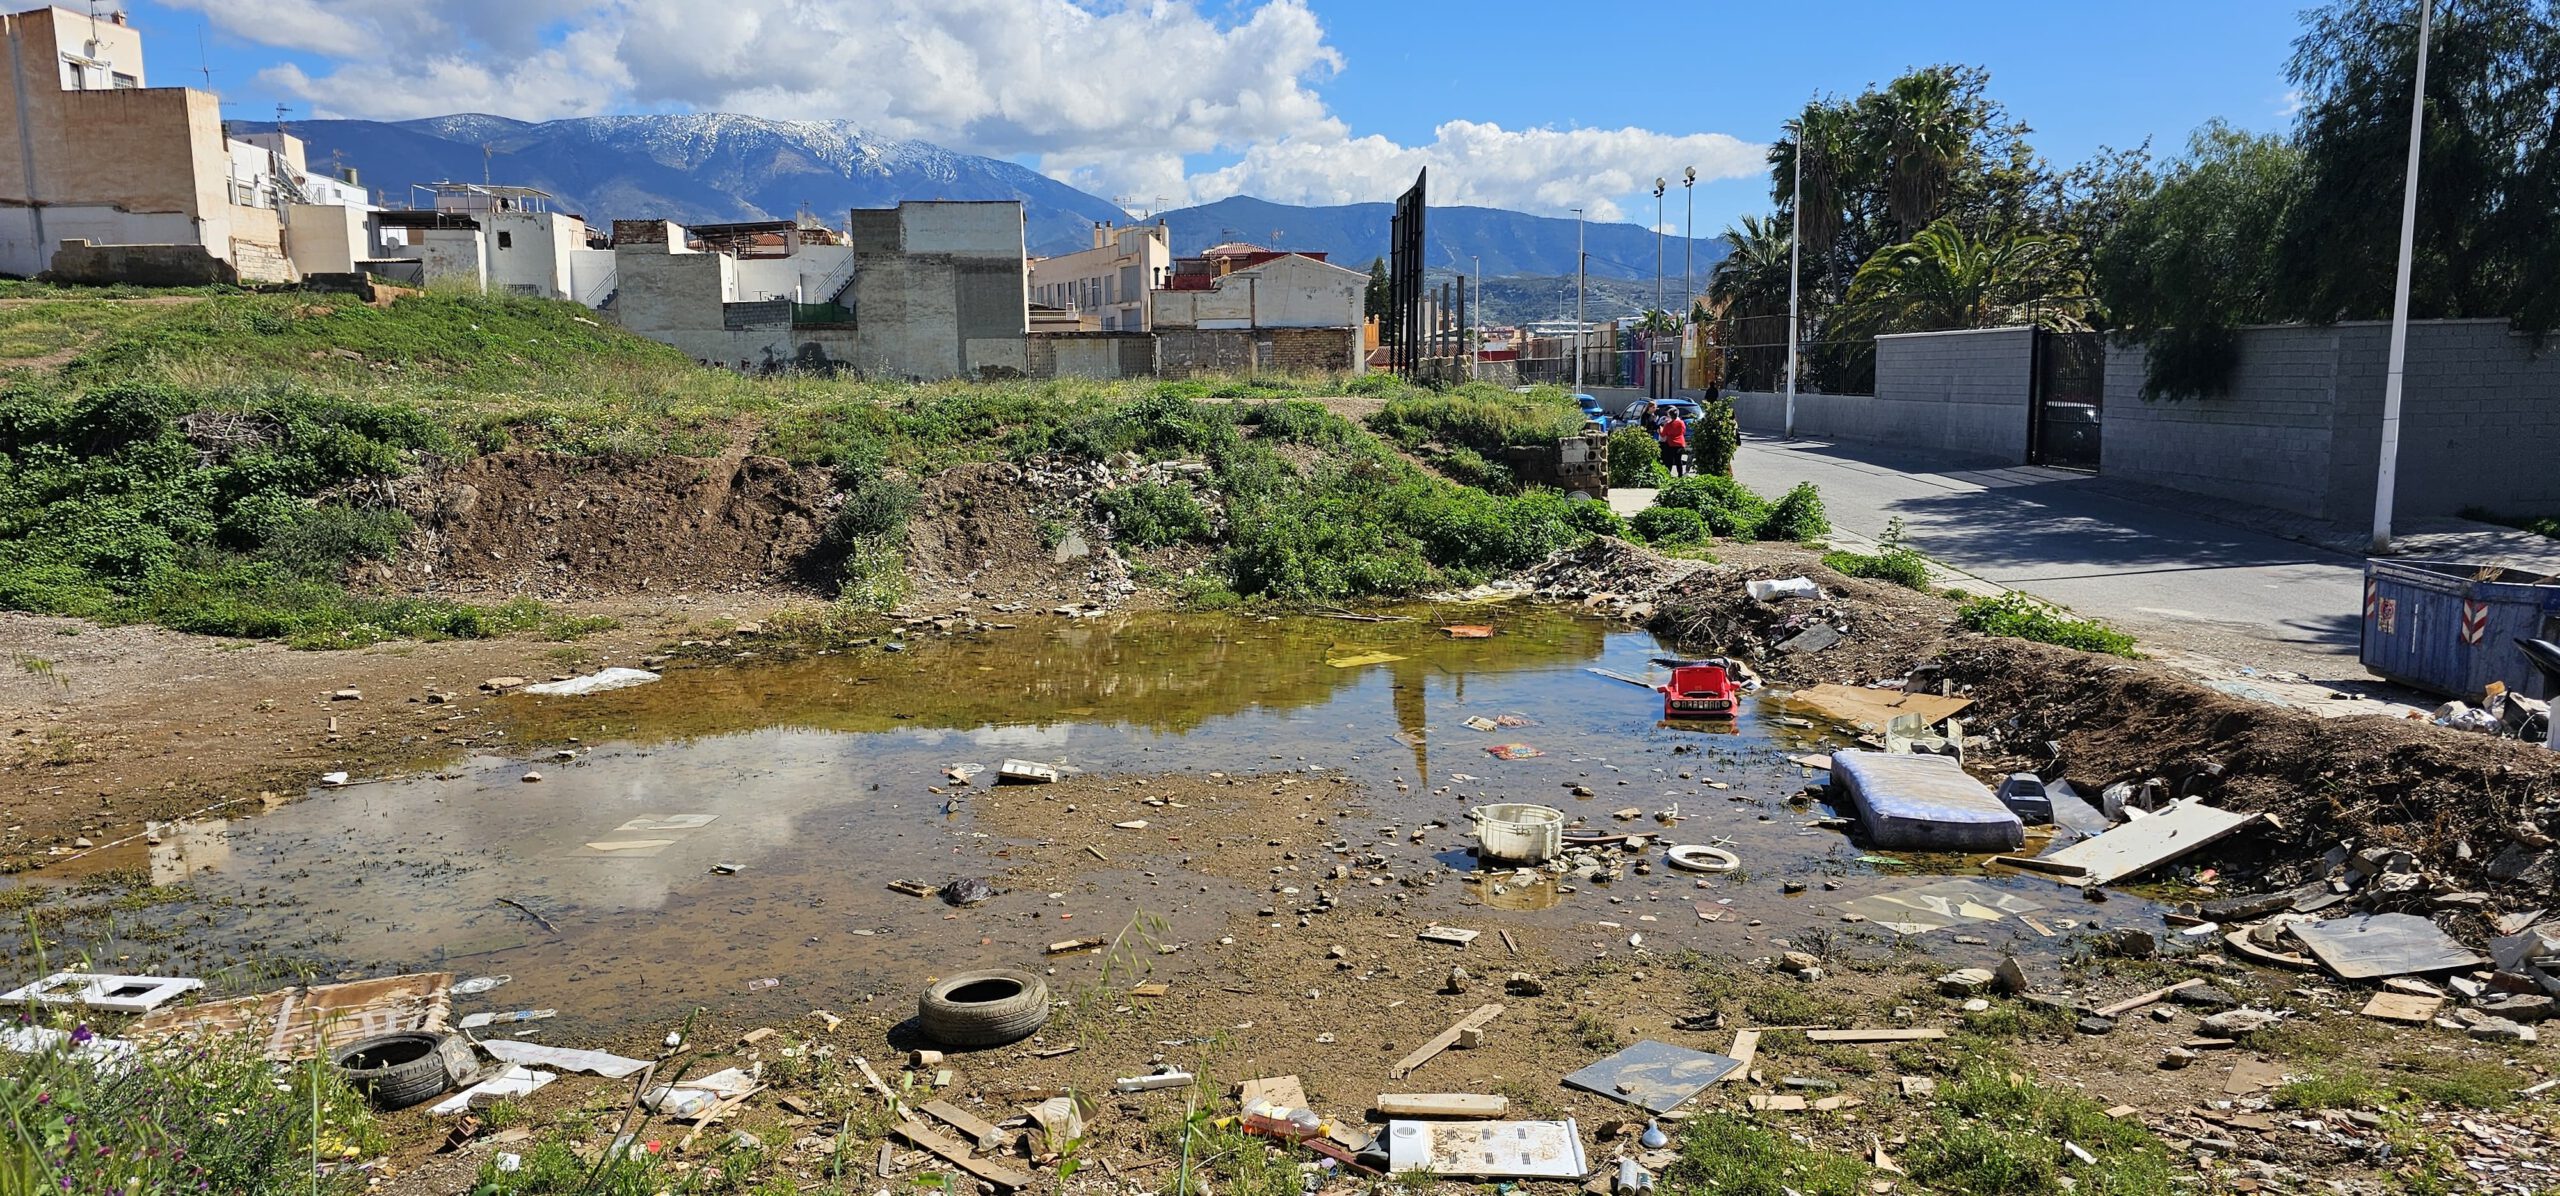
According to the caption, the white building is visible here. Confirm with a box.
[367,183,594,300]
[605,218,859,370]
[1151,252,1364,331]
[1028,221,1168,332]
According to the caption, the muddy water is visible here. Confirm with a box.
[37,606,2124,1038]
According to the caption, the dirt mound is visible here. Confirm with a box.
[1636,539,2560,912]
[1520,536,1724,619]
[901,460,1136,610]
[383,450,835,598]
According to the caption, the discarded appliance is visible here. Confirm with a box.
[1469,803,1565,865]
[1993,774,2053,824]
[2359,560,2560,700]
[1826,751,2025,852]
[1560,1039,1741,1113]
[1386,1118,1587,1179]
[522,667,660,696]
[1658,664,1741,718]
[1995,797,2262,886]
[2,972,203,1015]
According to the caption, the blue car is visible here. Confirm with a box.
[1574,392,1612,430]
[1630,398,1704,428]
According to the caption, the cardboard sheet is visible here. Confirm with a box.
[1789,684,1971,732]
[1386,1119,1587,1179]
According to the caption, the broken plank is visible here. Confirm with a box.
[1497,929,1520,957]
[1719,1030,1760,1084]
[2359,992,2444,1023]
[2094,978,2205,1019]
[1746,1095,1807,1112]
[895,1119,1032,1191]
[1586,667,1655,689]
[1376,1093,1508,1117]
[853,1057,908,1116]
[2018,915,2056,938]
[1417,926,1480,947]
[2018,798,2263,887]
[921,1100,1003,1150]
[1390,1004,1504,1079]
[1803,1028,1946,1043]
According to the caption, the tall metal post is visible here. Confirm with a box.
[1785,122,1802,439]
[2372,0,2434,554]
[1573,208,1586,391]
[1683,166,1696,391]
[1470,255,1480,381]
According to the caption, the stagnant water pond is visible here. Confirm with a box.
[14,605,2136,1037]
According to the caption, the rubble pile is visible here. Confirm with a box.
[1521,537,1722,620]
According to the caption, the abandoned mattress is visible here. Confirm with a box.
[1827,751,2024,853]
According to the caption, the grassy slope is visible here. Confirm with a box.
[0,290,1636,645]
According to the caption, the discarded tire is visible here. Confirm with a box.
[918,969,1051,1048]
[331,1031,468,1111]
[1665,844,1741,873]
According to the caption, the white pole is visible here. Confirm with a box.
[2372,0,2433,555]
[1471,255,1480,381]
[1785,123,1803,438]
[1556,207,1576,389]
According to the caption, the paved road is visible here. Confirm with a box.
[1728,435,2374,686]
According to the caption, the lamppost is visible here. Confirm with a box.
[2372,0,2434,554]
[1652,178,1667,319]
[1573,207,1585,390]
[1683,166,1696,393]
[1785,120,1803,439]
[1470,254,1481,381]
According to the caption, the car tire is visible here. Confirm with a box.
[918,969,1051,1049]
[331,1031,468,1111]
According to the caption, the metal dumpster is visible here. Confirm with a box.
[2360,559,2560,699]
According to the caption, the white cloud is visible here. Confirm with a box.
[170,0,1762,220]
[1184,122,1766,221]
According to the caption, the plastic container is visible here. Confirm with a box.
[1469,803,1565,864]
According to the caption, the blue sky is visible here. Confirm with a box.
[126,0,2310,234]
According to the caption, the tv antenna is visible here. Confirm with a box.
[197,21,215,89]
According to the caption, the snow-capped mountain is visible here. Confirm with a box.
[239,112,1129,250]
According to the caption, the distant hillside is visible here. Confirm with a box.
[1155,196,1726,283]
[235,112,1130,250]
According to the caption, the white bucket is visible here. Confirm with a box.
[1468,803,1565,864]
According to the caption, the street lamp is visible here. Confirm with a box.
[1572,206,1585,390]
[1683,166,1696,393]
[1652,178,1667,319]
[1471,254,1481,381]
[2372,0,2434,554]
[1785,121,1803,439]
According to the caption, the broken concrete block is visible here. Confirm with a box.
[1938,968,1996,998]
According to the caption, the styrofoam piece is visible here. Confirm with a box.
[431,1065,555,1115]
[2,972,204,1014]
[523,667,659,696]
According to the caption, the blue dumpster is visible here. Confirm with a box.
[2360,559,2560,699]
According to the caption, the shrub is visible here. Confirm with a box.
[1606,423,1668,488]
[1246,399,1356,452]
[1365,383,1585,460]
[1688,395,1741,476]
[1824,546,1930,589]
[1631,505,1711,545]
[259,505,413,579]
[1097,482,1212,547]
[1957,592,2139,656]
[1757,481,1830,541]
[1656,475,1770,538]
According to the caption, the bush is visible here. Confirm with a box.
[259,505,412,579]
[1366,383,1586,461]
[1656,475,1771,538]
[1823,546,1930,589]
[1689,396,1741,476]
[1631,505,1711,545]
[1246,399,1357,452]
[1607,423,1669,488]
[1757,481,1830,541]
[1097,482,1212,547]
[1957,592,2138,656]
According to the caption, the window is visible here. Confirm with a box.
[112,73,137,89]
[497,231,514,249]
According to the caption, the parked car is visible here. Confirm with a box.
[1574,393,1612,430]
[1629,398,1704,428]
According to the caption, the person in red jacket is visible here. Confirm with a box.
[1658,410,1689,477]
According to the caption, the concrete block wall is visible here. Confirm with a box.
[1728,326,2033,464]
[2104,319,2560,524]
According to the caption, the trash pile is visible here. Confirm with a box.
[1653,570,1867,661]
[1521,537,1722,620]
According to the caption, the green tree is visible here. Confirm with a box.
[2096,124,2303,399]
[1840,218,2090,336]
[1364,256,1391,319]
[1707,214,1794,390]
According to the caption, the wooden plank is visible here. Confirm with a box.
[1390,1004,1504,1079]
[2022,798,2262,887]
[1718,1030,1760,1084]
[2093,978,2205,1019]
[1788,684,1972,733]
[895,1118,1032,1191]
[1377,1093,1508,1117]
[1497,929,1520,957]
[853,1056,908,1116]
[1417,926,1480,947]
[1803,1028,1946,1043]
[2018,915,2056,938]
[921,1100,1003,1150]
[1745,1095,1807,1112]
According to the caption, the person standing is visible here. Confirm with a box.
[1659,409,1689,477]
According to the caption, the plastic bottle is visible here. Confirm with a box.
[1242,1101,1324,1141]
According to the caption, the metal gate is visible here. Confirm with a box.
[2028,330,2104,470]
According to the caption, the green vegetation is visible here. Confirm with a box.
[1647,475,1830,543]
[1666,1113,1869,1196]
[1686,394,1742,476]
[1957,592,2139,656]
[1364,382,1588,493]
[0,291,1646,641]
[0,1012,382,1195]
[1904,1065,2175,1196]
[1823,517,1932,588]
[1629,505,1711,547]
[1605,422,1668,488]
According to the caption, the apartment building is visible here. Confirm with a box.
[607,217,858,370]
[1150,247,1365,375]
[1028,220,1168,332]
[366,183,597,300]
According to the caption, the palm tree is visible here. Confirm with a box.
[1839,218,2090,335]
[1707,215,1796,389]
[1877,70,1973,235]
[1770,102,1857,272]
